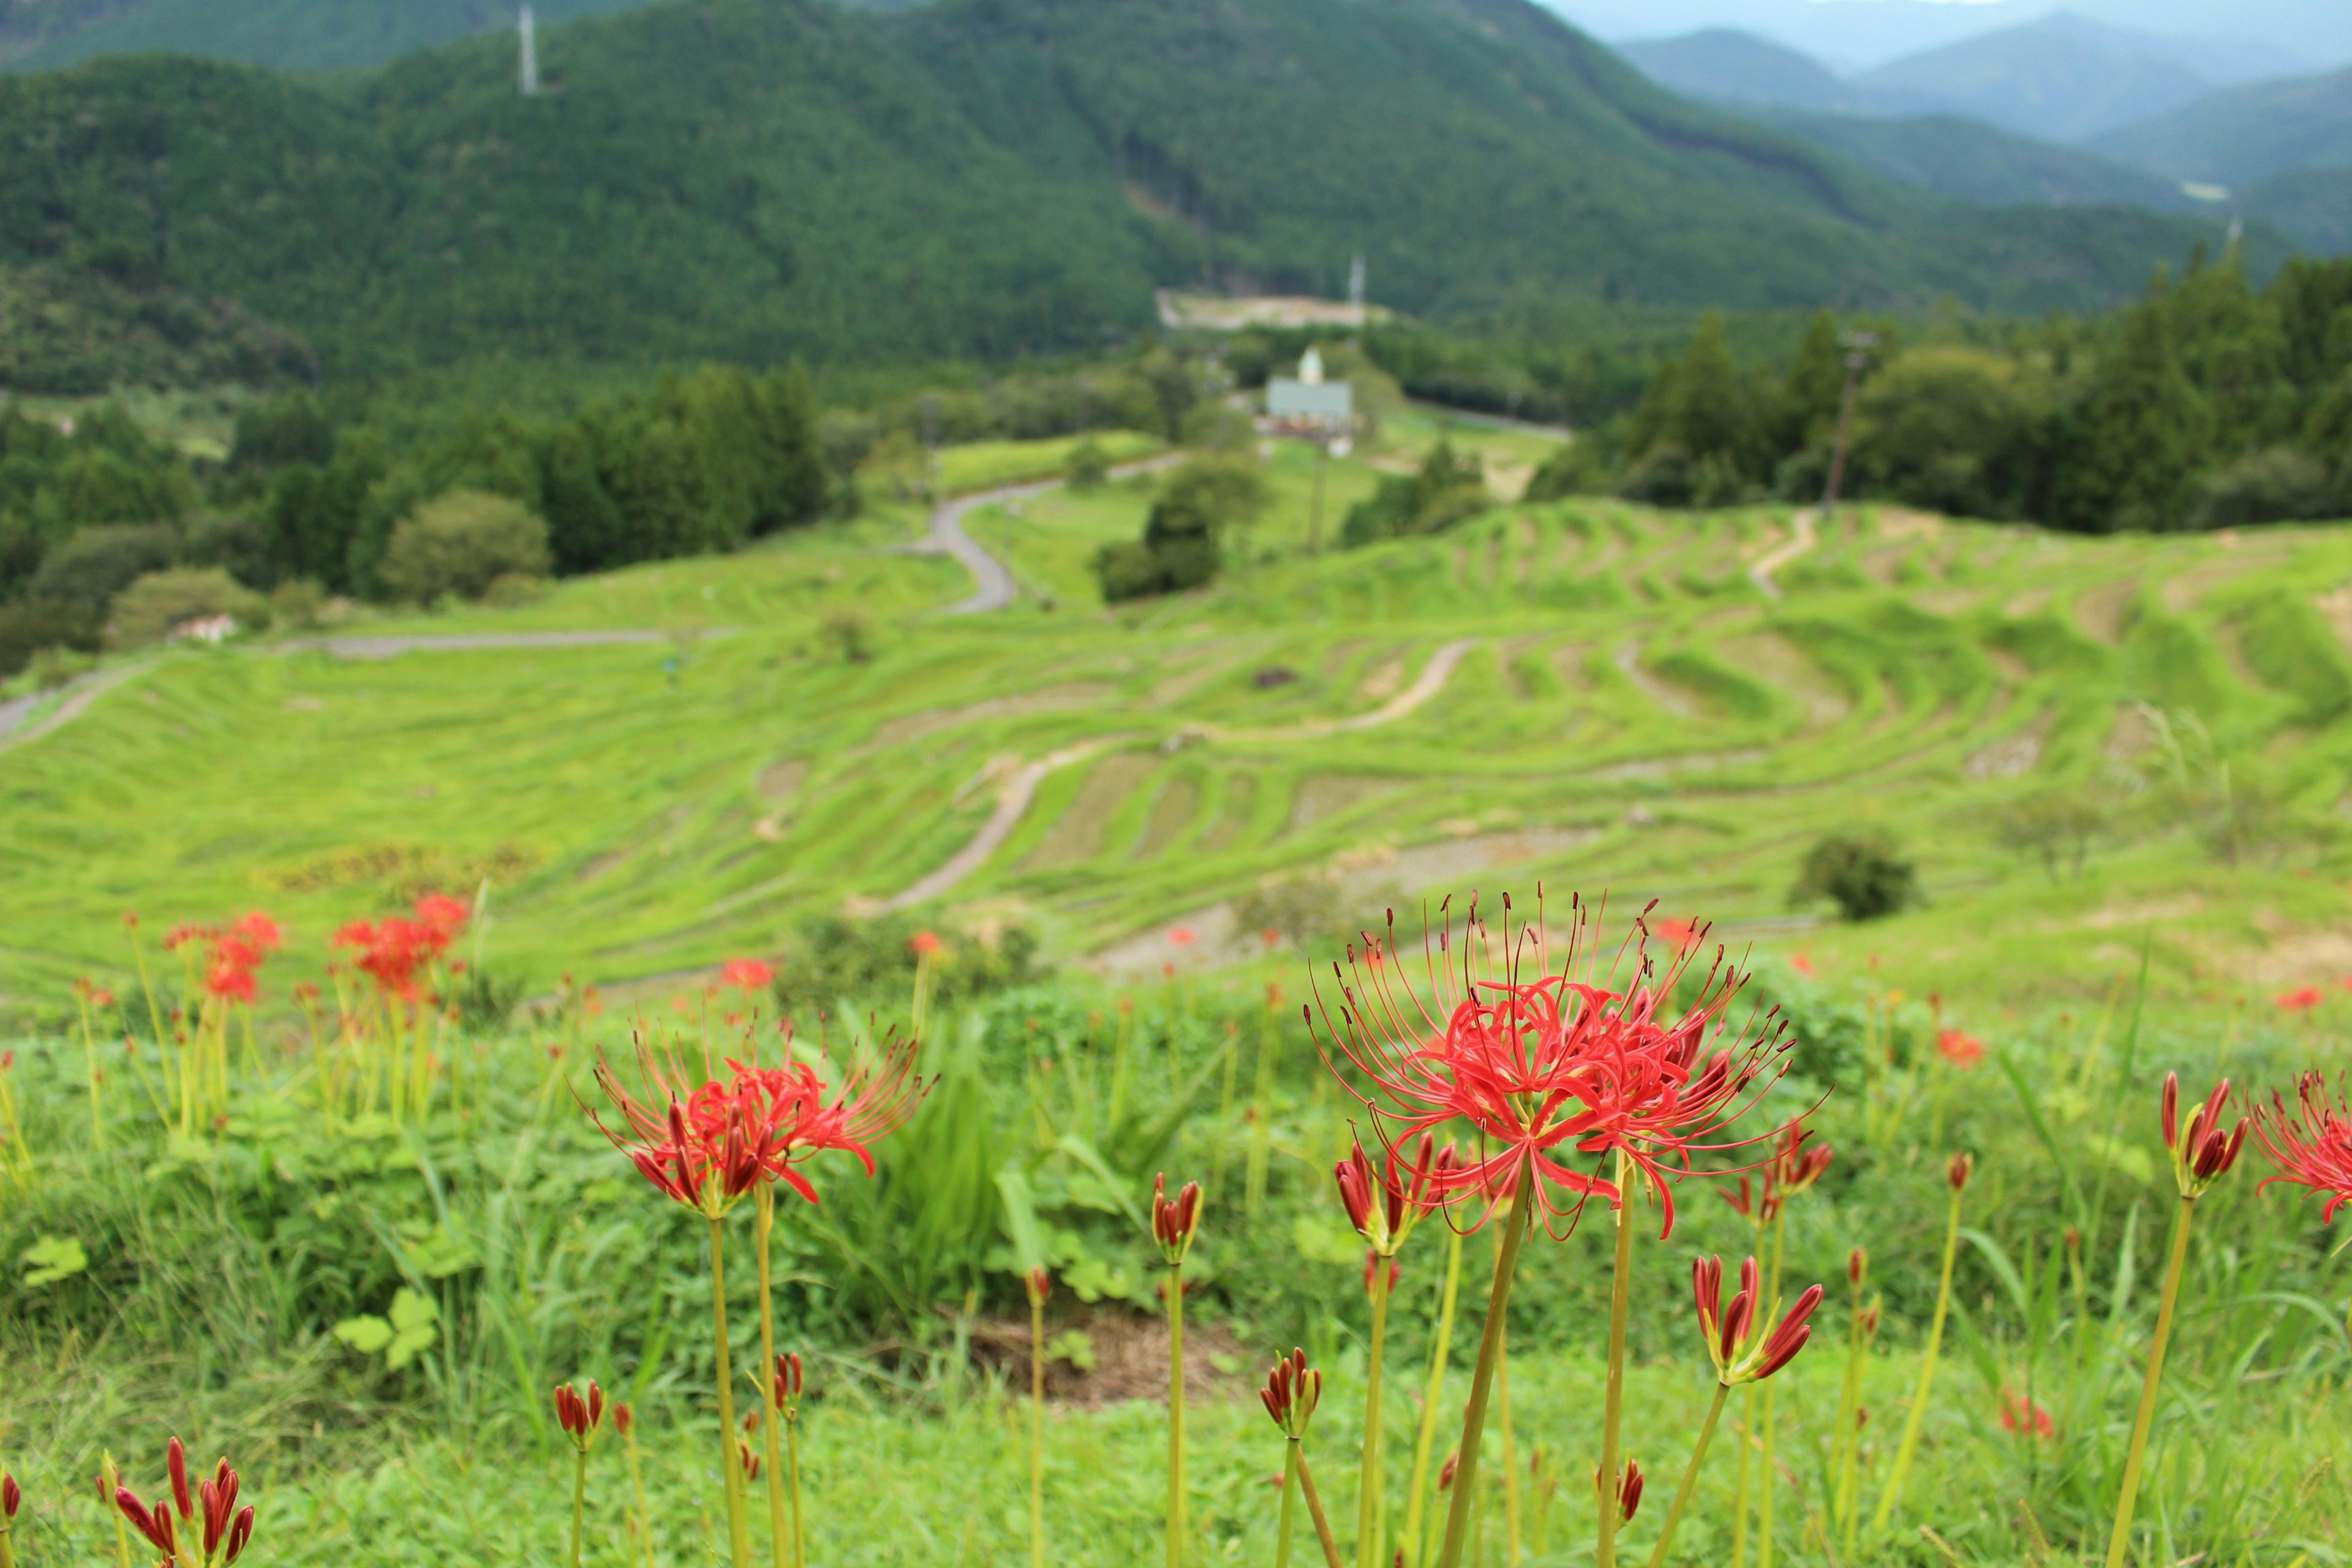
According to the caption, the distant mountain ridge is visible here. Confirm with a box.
[1852,12,2237,142]
[0,0,2266,385]
[2089,62,2352,186]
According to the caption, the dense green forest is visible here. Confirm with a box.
[0,0,2276,390]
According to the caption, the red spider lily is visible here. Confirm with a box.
[1335,1131,1457,1255]
[232,911,284,952]
[1936,1028,1985,1069]
[2277,986,2326,1012]
[726,1031,929,1201]
[1169,927,1197,948]
[2160,1072,2248,1199]
[1153,1173,1202,1264]
[1654,918,1702,952]
[1692,1254,1823,1385]
[1260,1348,1321,1438]
[555,1379,606,1450]
[2252,1072,2352,1221]
[1722,1121,1834,1226]
[909,930,944,957]
[1597,1457,1643,1523]
[718,957,774,992]
[1789,954,1816,979]
[334,915,453,1002]
[1313,893,1795,1238]
[413,894,470,936]
[117,1440,253,1567]
[1999,1391,2054,1441]
[774,1352,804,1411]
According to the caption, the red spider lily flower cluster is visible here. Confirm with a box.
[1596,1457,1644,1523]
[1152,1174,1203,1265]
[2277,986,2325,1012]
[718,958,774,992]
[590,1029,929,1215]
[1313,894,1795,1239]
[116,1439,254,1568]
[2253,1072,2352,1221]
[1691,1255,1824,1387]
[554,1379,606,1451]
[910,931,944,957]
[1723,1121,1834,1226]
[2000,1391,2054,1441]
[1936,1028,1986,1069]
[1260,1348,1322,1439]
[334,895,469,1001]
[2161,1072,2248,1199]
[1335,1131,1458,1256]
[165,913,283,1004]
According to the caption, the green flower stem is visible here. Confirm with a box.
[1357,1257,1395,1568]
[754,1188,791,1568]
[1031,1287,1048,1568]
[1403,1227,1465,1568]
[1758,1213,1787,1568]
[1874,1175,1965,1532]
[1595,1152,1639,1568]
[709,1215,752,1568]
[625,1425,655,1568]
[1436,1199,1531,1568]
[1645,1382,1731,1568]
[2103,1193,2197,1568]
[785,1411,805,1568]
[1277,1441,1304,1568]
[1730,1385,1754,1568]
[1299,1440,1347,1568]
[1167,1260,1187,1568]
[1497,1309,1520,1565]
[1831,1288,1868,1553]
[570,1448,589,1568]
[1246,990,1283,1213]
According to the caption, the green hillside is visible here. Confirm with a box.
[1757,109,2200,213]
[0,0,2272,382]
[2089,62,2352,187]
[0,0,656,72]
[9,412,2352,1017]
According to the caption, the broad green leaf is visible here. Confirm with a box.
[334,1314,394,1354]
[1044,1329,1098,1371]
[995,1164,1047,1275]
[388,1287,439,1333]
[20,1235,88,1287]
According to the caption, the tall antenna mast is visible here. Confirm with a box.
[1348,252,1366,314]
[518,5,540,96]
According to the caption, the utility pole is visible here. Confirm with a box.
[1819,329,1875,526]
[518,4,540,96]
[1308,432,1330,552]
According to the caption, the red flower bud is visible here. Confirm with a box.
[614,1403,634,1438]
[118,1488,175,1556]
[1597,1457,1643,1523]
[2161,1072,2180,1151]
[1847,1247,1866,1287]
[2,1472,17,1519]
[1948,1151,1973,1193]
[226,1504,256,1564]
[1439,1451,1459,1492]
[168,1436,191,1521]
[1026,1268,1053,1308]
[775,1352,805,1409]
[1260,1348,1321,1439]
[1151,1173,1202,1263]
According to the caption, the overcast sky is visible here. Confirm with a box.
[1542,0,2352,73]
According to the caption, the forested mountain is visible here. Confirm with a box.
[2089,63,2352,187]
[1755,110,2201,213]
[1615,28,1869,113]
[1850,13,2242,141]
[0,0,2272,386]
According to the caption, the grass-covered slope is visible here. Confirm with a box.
[7,416,2352,1017]
[0,0,2269,380]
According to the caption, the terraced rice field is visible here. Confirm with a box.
[5,421,2351,1017]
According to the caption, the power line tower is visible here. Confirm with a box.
[1347,252,1366,318]
[518,5,540,96]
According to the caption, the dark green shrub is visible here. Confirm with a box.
[1340,440,1487,545]
[0,596,100,678]
[375,490,552,604]
[774,913,1044,1020]
[28,523,178,606]
[2188,447,2340,528]
[1790,830,1921,921]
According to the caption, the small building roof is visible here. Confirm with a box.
[1266,378,1353,423]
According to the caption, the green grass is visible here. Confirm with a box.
[8,418,2352,1024]
[932,429,1163,494]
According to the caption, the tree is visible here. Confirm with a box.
[1773,309,1846,457]
[2166,249,2294,454]
[1092,455,1268,599]
[1341,441,1490,545]
[374,490,552,604]
[1851,347,2051,520]
[1790,831,1921,921]
[2049,292,2211,532]
[106,568,264,647]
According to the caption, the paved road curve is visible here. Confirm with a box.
[932,453,1186,614]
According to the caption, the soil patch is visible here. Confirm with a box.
[967,1310,1251,1408]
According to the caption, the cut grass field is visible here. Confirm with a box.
[4,413,2352,1025]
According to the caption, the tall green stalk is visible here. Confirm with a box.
[754,1187,791,1568]
[1756,1212,1787,1568]
[1436,1201,1530,1568]
[1729,1386,1754,1568]
[1030,1283,1048,1568]
[624,1421,655,1568]
[1496,1316,1520,1567]
[1278,1441,1305,1568]
[1874,1163,1967,1532]
[1246,985,1283,1213]
[1167,1257,1188,1568]
[1594,1151,1639,1568]
[1644,1384,1730,1568]
[570,1447,590,1568]
[2102,1194,2196,1568]
[709,1215,753,1568]
[1357,1257,1396,1568]
[1403,1228,1465,1568]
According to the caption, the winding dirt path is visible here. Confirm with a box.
[881,638,1481,908]
[1749,507,1819,600]
[932,454,1186,614]
[0,664,148,752]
